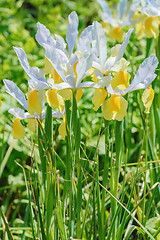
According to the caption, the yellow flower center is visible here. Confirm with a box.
[110,27,124,43]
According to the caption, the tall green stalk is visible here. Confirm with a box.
[72,92,82,238]
[110,120,123,239]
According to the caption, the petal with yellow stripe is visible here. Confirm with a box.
[142,87,154,114]
[102,94,128,121]
[92,88,107,111]
[27,90,43,115]
[12,118,25,139]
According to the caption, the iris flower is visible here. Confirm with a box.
[97,0,139,42]
[89,21,133,111]
[3,79,64,139]
[35,12,109,100]
[135,0,160,39]
[102,55,158,120]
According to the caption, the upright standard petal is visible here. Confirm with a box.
[97,0,112,20]
[4,79,28,110]
[76,52,93,87]
[92,21,107,69]
[117,0,128,20]
[43,43,67,83]
[115,28,133,62]
[77,25,93,53]
[66,11,78,56]
[36,22,55,47]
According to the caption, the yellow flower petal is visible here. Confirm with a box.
[110,27,125,43]
[12,118,25,139]
[58,89,72,100]
[142,87,154,114]
[27,118,37,132]
[46,89,64,112]
[0,95,2,107]
[102,94,128,121]
[111,71,130,90]
[76,88,83,103]
[92,88,107,111]
[27,90,43,115]
[58,118,66,140]
[145,16,159,38]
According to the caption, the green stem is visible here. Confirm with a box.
[111,120,123,239]
[101,119,110,238]
[72,92,82,238]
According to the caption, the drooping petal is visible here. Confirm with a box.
[12,118,25,139]
[92,88,107,111]
[142,87,154,113]
[27,90,43,115]
[46,89,64,113]
[4,79,28,110]
[66,11,78,56]
[58,118,66,140]
[102,94,128,121]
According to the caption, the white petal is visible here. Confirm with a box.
[76,52,93,87]
[28,79,50,91]
[92,21,107,68]
[36,22,55,47]
[47,79,72,90]
[112,55,158,95]
[8,107,30,119]
[13,47,47,84]
[77,25,93,52]
[66,11,78,56]
[115,28,133,62]
[43,43,67,82]
[4,79,28,110]
[117,0,128,20]
[97,0,112,20]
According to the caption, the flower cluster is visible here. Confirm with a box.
[4,10,158,140]
[97,0,160,41]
